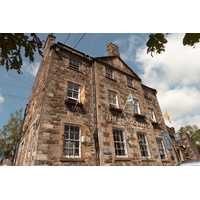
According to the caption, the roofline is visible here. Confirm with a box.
[95,56,141,81]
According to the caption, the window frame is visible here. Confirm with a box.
[127,77,134,87]
[108,90,119,108]
[106,67,114,79]
[63,124,81,158]
[113,129,128,158]
[149,108,156,122]
[69,59,80,70]
[156,138,167,160]
[133,99,141,114]
[67,82,80,102]
[137,132,151,158]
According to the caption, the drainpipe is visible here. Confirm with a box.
[90,57,100,166]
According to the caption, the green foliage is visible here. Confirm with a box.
[147,33,200,56]
[0,108,23,162]
[0,33,43,74]
[178,125,200,142]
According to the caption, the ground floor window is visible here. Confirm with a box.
[137,132,151,158]
[63,124,81,158]
[113,129,127,157]
[156,138,167,159]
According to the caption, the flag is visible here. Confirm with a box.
[127,93,137,111]
[163,133,173,150]
[80,83,86,104]
[164,111,172,124]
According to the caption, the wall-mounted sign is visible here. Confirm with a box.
[163,133,173,150]
[103,148,110,155]
[174,132,181,141]
[105,115,149,128]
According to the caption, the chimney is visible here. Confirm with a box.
[107,43,120,57]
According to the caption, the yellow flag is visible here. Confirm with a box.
[164,111,172,124]
[80,83,86,104]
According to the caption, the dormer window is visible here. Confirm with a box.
[106,67,114,79]
[69,59,79,70]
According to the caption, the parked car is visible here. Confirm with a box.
[177,159,200,166]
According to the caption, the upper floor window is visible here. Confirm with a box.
[127,77,133,87]
[106,67,114,79]
[149,108,156,122]
[108,91,118,108]
[133,99,141,114]
[67,83,80,102]
[69,59,79,70]
[144,90,149,98]
[137,132,151,158]
[156,138,167,160]
[63,124,81,158]
[113,129,127,157]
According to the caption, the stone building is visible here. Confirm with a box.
[15,34,178,166]
[168,127,200,163]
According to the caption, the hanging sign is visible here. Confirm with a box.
[163,133,173,150]
[174,132,181,141]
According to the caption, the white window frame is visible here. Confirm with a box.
[67,82,80,102]
[133,99,141,114]
[149,108,156,122]
[109,91,119,108]
[63,124,81,158]
[137,132,151,158]
[106,67,114,79]
[156,138,167,160]
[69,59,79,70]
[113,129,128,157]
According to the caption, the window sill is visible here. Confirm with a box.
[109,106,122,113]
[161,160,170,163]
[134,113,146,118]
[65,99,83,107]
[141,158,155,162]
[127,85,137,90]
[60,158,85,162]
[114,157,132,161]
[105,76,117,82]
[151,121,159,125]
[68,66,82,73]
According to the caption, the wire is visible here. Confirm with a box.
[74,33,86,48]
[0,81,31,90]
[1,93,29,100]
[71,33,81,46]
[0,69,32,86]
[64,33,71,44]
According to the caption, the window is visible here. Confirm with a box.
[69,59,79,70]
[113,129,127,157]
[109,91,118,108]
[127,77,133,87]
[133,99,141,114]
[67,83,80,101]
[137,133,150,158]
[156,138,167,159]
[106,67,114,79]
[63,124,81,158]
[144,90,149,98]
[149,108,156,122]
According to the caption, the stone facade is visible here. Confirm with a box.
[168,127,200,163]
[15,34,179,166]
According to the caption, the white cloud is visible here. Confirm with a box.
[22,62,40,77]
[0,94,4,104]
[134,33,200,130]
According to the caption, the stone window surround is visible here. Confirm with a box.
[137,132,151,158]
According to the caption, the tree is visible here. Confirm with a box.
[0,33,43,74]
[178,125,200,153]
[146,33,200,56]
[0,108,23,164]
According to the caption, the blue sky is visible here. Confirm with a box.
[1,33,200,132]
